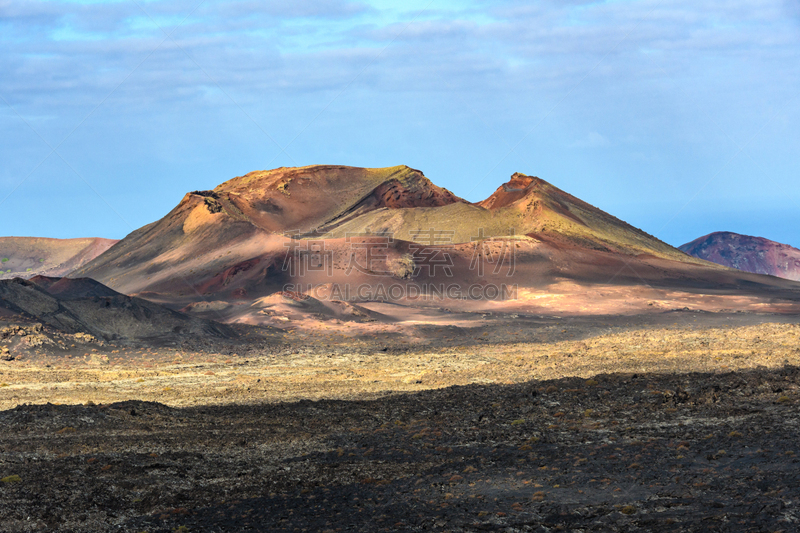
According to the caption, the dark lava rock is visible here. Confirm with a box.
[2,368,800,532]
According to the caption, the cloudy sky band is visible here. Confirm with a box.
[1,0,798,246]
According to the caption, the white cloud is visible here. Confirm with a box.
[2,0,798,106]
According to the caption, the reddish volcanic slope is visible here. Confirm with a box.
[680,232,800,281]
[69,165,800,323]
[71,165,464,297]
[197,164,463,234]
[73,165,700,299]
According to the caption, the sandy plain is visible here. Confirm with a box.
[2,314,799,410]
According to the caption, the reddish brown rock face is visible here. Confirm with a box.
[365,178,462,210]
[476,173,544,210]
[680,231,800,281]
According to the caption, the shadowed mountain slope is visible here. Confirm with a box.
[680,231,800,281]
[28,275,123,300]
[0,277,235,341]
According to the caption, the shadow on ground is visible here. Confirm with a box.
[1,367,799,532]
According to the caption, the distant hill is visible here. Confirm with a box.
[0,237,117,280]
[680,232,800,281]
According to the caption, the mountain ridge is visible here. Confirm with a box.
[680,231,800,281]
[71,164,708,296]
[61,164,800,324]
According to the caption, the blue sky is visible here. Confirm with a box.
[1,0,799,247]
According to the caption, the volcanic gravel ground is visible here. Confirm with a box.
[2,367,800,532]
